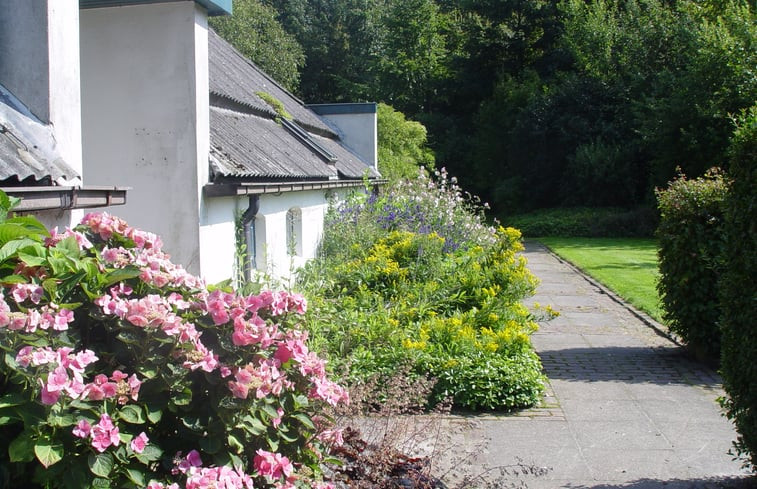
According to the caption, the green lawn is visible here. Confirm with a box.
[535,237,664,323]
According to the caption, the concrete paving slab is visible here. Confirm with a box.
[451,244,753,487]
[382,243,754,488]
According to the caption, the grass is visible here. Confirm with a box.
[535,237,664,323]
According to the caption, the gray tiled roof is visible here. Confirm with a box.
[209,30,334,137]
[208,30,379,182]
[210,106,337,180]
[0,85,80,184]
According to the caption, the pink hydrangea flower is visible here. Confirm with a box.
[254,449,293,480]
[317,428,345,447]
[91,414,120,452]
[72,419,91,439]
[130,432,149,454]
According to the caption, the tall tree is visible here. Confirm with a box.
[210,0,305,92]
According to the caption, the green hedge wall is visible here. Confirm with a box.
[720,106,757,468]
[656,169,728,360]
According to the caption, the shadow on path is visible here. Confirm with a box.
[538,346,720,386]
[562,475,756,489]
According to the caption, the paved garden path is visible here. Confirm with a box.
[435,242,754,488]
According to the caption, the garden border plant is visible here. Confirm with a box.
[0,195,348,489]
[299,168,549,413]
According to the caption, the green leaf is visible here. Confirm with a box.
[145,404,162,423]
[0,392,26,409]
[34,437,64,468]
[8,432,35,462]
[88,452,114,477]
[101,267,141,287]
[172,388,192,406]
[227,434,244,454]
[17,251,47,267]
[91,477,112,489]
[134,444,162,464]
[125,466,146,486]
[239,415,266,435]
[118,404,146,424]
[54,236,81,257]
[0,274,28,285]
[259,403,280,420]
[6,216,49,234]
[291,412,316,431]
[49,412,77,427]
[0,225,40,248]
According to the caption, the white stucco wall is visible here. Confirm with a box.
[0,0,82,179]
[199,188,352,285]
[199,195,238,285]
[309,104,378,171]
[80,2,209,273]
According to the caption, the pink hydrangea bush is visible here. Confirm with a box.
[0,210,347,489]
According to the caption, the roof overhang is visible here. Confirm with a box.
[80,0,232,16]
[3,186,129,212]
[203,179,385,198]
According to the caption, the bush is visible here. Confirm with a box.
[502,207,658,238]
[655,168,729,360]
[300,170,546,411]
[719,106,757,468]
[0,200,346,488]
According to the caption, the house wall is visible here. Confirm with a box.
[308,103,378,171]
[0,0,84,229]
[80,2,209,273]
[199,188,351,285]
[0,0,82,170]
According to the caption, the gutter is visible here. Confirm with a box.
[2,186,129,212]
[203,179,386,198]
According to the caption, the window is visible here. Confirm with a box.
[286,208,302,257]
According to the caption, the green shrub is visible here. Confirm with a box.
[0,199,344,489]
[502,207,658,238]
[655,168,729,359]
[719,106,757,468]
[300,172,546,412]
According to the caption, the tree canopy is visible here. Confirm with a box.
[214,0,756,214]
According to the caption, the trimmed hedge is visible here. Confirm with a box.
[655,169,728,360]
[719,106,757,468]
[503,207,658,238]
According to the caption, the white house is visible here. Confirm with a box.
[0,0,382,284]
[0,0,127,228]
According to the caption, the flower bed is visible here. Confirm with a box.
[300,169,547,411]
[0,202,346,488]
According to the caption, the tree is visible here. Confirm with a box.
[267,0,386,102]
[377,103,435,181]
[209,0,305,92]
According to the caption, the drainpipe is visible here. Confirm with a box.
[241,195,259,282]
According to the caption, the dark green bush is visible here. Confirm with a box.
[719,106,757,468]
[655,168,728,359]
[502,207,658,238]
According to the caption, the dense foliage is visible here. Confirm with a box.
[719,106,757,468]
[376,103,435,182]
[213,0,755,215]
[655,169,728,360]
[299,170,547,411]
[503,207,658,238]
[0,198,346,488]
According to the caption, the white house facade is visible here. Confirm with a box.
[1,0,381,285]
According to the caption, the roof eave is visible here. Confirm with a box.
[203,179,386,198]
[3,186,129,212]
